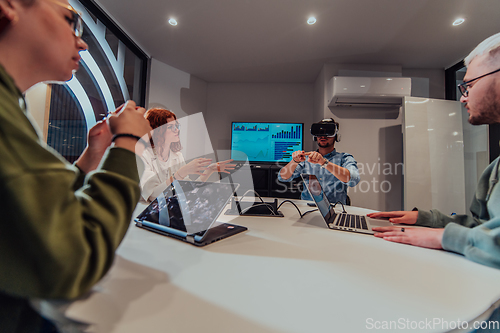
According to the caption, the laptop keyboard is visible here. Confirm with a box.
[332,213,368,230]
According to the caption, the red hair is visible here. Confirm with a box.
[145,108,182,153]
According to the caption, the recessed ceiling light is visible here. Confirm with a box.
[452,18,465,26]
[169,18,178,26]
[307,17,316,25]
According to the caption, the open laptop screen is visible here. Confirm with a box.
[301,174,336,224]
[136,181,237,235]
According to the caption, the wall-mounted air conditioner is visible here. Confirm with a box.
[327,77,411,108]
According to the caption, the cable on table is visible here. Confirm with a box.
[277,200,318,218]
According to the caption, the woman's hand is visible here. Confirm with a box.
[107,101,152,154]
[198,159,236,182]
[107,101,150,136]
[177,158,212,178]
[75,119,112,173]
[207,159,236,174]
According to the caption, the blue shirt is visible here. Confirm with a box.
[277,149,360,204]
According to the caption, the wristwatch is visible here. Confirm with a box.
[320,159,328,169]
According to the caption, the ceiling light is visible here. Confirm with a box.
[307,17,316,25]
[452,18,465,26]
[169,18,178,26]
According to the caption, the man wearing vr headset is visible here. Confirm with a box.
[278,118,359,205]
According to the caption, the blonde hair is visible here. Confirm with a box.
[464,32,500,67]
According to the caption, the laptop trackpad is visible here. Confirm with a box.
[368,217,393,227]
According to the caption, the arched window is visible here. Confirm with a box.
[44,0,148,162]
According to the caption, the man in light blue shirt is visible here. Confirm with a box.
[278,118,359,205]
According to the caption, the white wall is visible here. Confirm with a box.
[148,59,213,161]
[148,60,315,156]
[149,58,451,212]
[148,58,207,118]
[206,83,315,152]
[313,64,446,211]
[401,68,445,99]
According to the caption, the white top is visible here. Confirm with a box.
[139,148,188,202]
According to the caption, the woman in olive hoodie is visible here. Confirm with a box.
[0,0,151,331]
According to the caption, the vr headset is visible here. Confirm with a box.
[311,119,340,142]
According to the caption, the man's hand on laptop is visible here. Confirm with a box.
[367,211,418,224]
[371,226,444,250]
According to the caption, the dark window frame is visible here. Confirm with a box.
[445,60,464,101]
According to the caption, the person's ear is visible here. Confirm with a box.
[0,0,18,34]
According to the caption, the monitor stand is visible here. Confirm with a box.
[225,197,284,217]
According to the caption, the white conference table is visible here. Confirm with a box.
[43,199,500,333]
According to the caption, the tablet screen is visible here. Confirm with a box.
[136,181,238,234]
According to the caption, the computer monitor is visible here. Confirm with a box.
[230,122,304,163]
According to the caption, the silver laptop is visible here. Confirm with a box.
[135,180,247,246]
[301,174,393,234]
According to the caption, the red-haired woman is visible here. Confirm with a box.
[140,108,234,202]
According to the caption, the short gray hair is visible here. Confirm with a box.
[464,32,500,67]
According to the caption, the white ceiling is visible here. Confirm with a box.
[95,0,500,83]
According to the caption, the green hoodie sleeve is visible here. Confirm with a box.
[0,145,144,299]
[414,157,500,269]
[415,209,481,228]
[441,218,500,269]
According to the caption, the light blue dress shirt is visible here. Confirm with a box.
[277,149,360,205]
